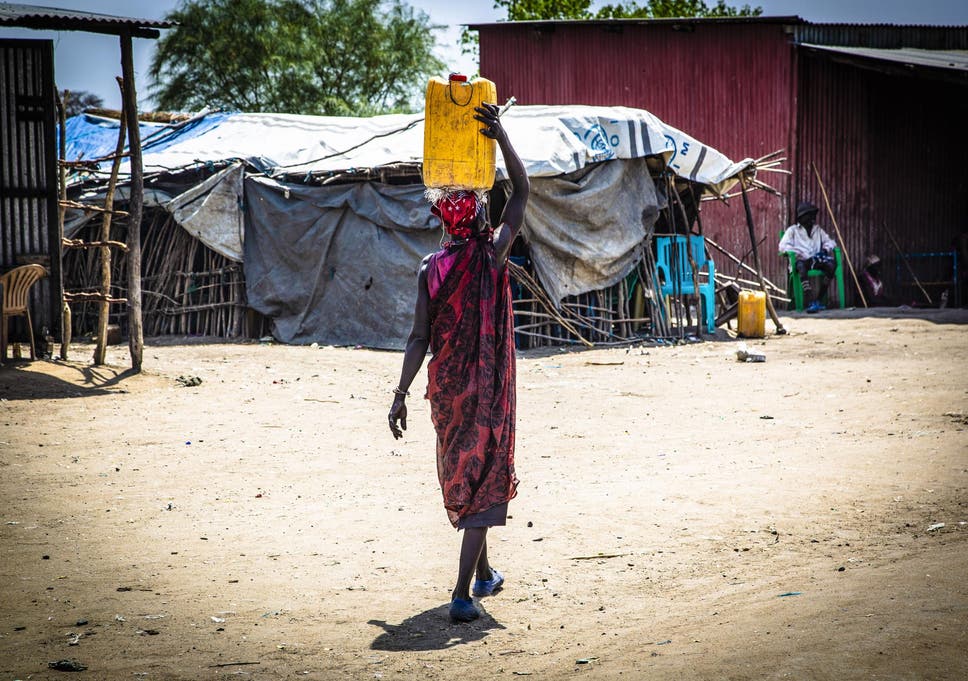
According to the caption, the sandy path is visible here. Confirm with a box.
[1,309,966,680]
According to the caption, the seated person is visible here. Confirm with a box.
[860,254,887,306]
[779,201,837,312]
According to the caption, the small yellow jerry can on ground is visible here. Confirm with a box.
[737,290,766,338]
[423,74,497,191]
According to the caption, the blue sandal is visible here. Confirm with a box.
[449,597,480,622]
[472,568,505,597]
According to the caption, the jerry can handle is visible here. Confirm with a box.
[447,73,474,106]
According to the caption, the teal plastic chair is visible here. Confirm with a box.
[779,229,846,310]
[654,235,716,333]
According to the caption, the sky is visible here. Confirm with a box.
[1,0,966,111]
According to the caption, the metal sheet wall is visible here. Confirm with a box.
[794,52,968,306]
[0,38,61,339]
[478,21,798,288]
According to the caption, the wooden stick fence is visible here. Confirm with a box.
[507,257,675,348]
[62,210,259,339]
[61,201,786,347]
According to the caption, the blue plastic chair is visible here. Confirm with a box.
[654,235,716,333]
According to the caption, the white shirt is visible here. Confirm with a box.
[778,223,836,259]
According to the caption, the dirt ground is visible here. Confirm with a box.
[1,308,966,680]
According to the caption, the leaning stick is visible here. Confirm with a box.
[883,223,932,305]
[739,175,785,334]
[57,90,71,361]
[506,261,593,347]
[57,199,129,216]
[755,148,786,163]
[669,177,703,335]
[93,78,128,365]
[62,238,129,251]
[811,162,868,308]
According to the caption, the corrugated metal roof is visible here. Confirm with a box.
[801,44,968,72]
[468,15,803,29]
[469,17,968,30]
[0,3,174,36]
[796,23,968,49]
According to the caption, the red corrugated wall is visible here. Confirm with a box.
[478,20,968,307]
[477,20,798,288]
[795,53,968,306]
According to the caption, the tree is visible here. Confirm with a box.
[463,0,761,60]
[149,0,444,115]
[494,0,593,20]
[59,90,104,117]
[595,1,761,18]
[493,0,760,19]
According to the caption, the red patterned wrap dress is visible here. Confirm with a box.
[425,233,518,528]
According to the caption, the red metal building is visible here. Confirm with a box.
[472,17,968,306]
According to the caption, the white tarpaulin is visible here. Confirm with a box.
[125,106,749,194]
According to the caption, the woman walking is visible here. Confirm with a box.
[388,102,529,622]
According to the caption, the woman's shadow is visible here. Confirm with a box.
[368,602,505,651]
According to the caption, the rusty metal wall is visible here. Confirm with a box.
[794,51,968,306]
[0,38,62,339]
[477,21,798,289]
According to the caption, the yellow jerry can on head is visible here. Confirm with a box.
[737,290,767,338]
[423,74,497,191]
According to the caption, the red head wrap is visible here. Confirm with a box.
[431,191,481,239]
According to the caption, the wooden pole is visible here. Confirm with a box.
[120,32,145,371]
[705,237,786,294]
[56,91,68,246]
[93,78,127,365]
[56,90,71,361]
[669,177,703,335]
[739,176,786,334]
[506,260,593,347]
[810,162,868,308]
[883,223,933,305]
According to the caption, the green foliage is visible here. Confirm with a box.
[149,0,444,115]
[494,0,593,20]
[595,1,762,18]
[59,90,104,117]
[463,0,761,62]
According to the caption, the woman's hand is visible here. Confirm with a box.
[388,395,407,439]
[474,103,507,142]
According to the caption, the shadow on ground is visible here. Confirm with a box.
[369,603,506,651]
[0,360,139,400]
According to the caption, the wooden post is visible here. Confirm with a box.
[810,162,868,308]
[739,176,786,335]
[0,281,4,365]
[56,90,68,244]
[93,78,127,366]
[120,32,145,371]
[56,90,70,361]
[669,178,703,335]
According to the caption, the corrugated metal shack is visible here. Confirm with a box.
[472,17,968,306]
[0,5,173,361]
[0,36,60,338]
